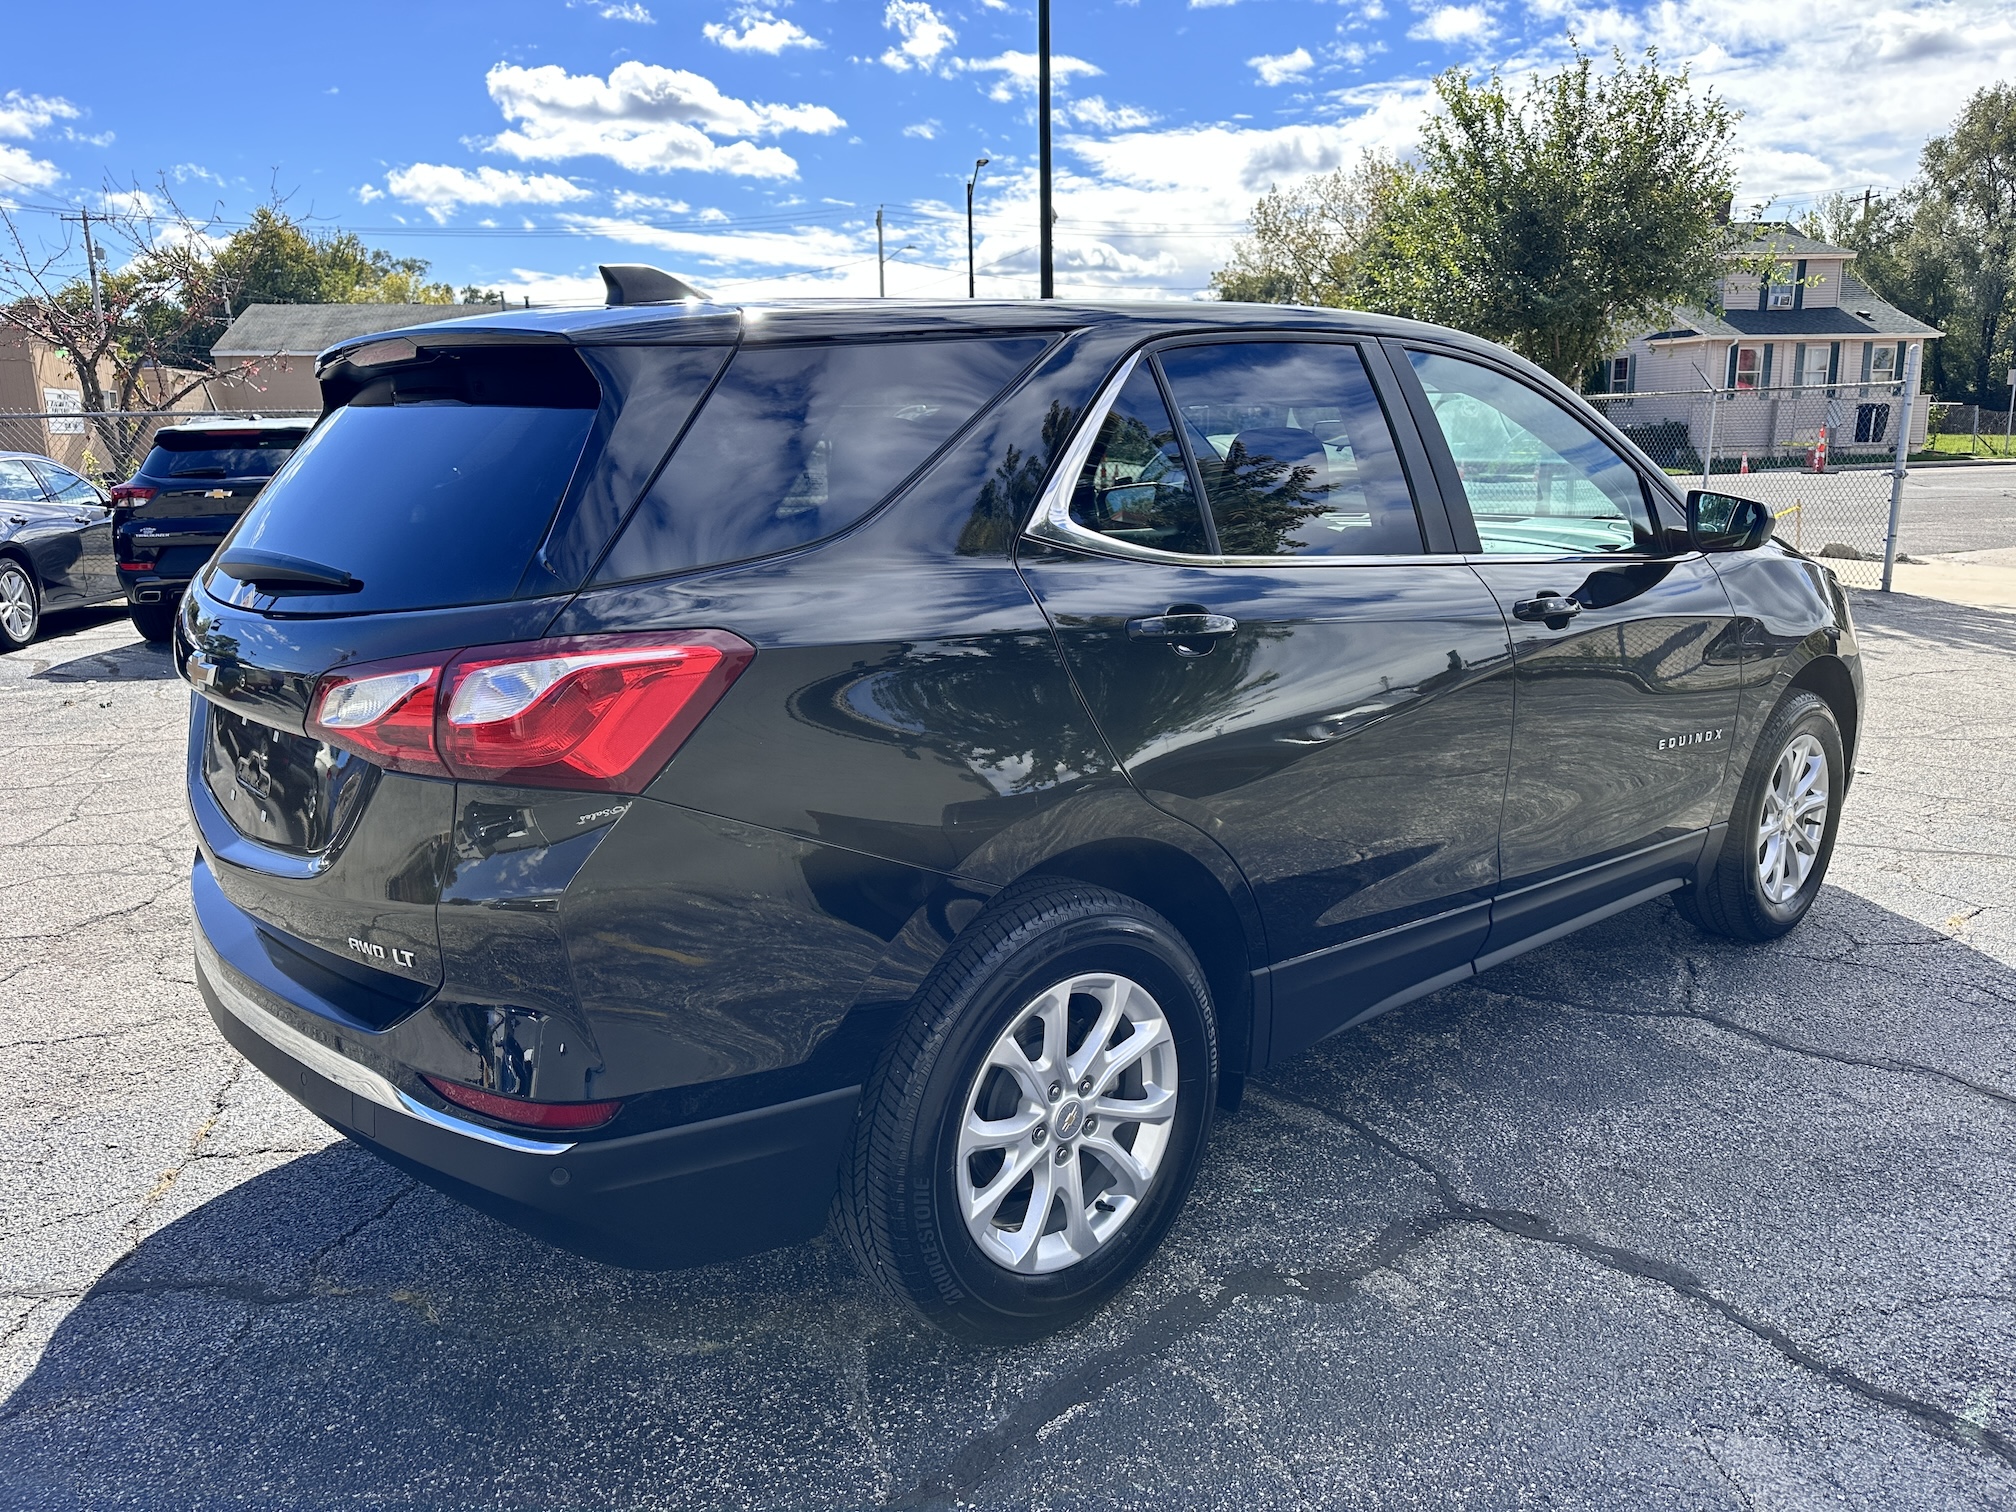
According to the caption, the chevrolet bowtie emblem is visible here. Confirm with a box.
[206,489,230,499]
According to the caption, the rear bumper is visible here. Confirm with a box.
[194,922,859,1269]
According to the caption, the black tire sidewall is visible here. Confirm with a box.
[1735,696,1844,934]
[892,900,1215,1335]
[131,599,178,644]
[0,561,39,652]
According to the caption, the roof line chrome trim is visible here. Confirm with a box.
[201,937,578,1156]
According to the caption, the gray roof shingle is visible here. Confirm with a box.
[212,303,500,358]
[1732,222,1858,260]
[1643,273,1942,345]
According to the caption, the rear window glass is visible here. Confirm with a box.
[213,347,600,614]
[146,431,304,480]
[593,335,1051,583]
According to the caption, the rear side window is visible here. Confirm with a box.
[145,431,303,480]
[217,347,601,614]
[594,336,1051,583]
[1156,342,1424,557]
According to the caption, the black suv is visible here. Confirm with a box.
[178,286,1859,1341]
[113,418,309,642]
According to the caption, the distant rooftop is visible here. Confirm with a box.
[212,303,503,358]
[1731,222,1858,261]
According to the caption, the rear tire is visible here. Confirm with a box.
[0,559,40,652]
[840,881,1217,1343]
[131,598,178,645]
[1677,690,1843,942]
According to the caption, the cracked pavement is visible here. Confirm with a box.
[2,592,2013,1511]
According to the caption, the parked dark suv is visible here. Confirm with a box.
[178,282,1859,1341]
[113,418,309,642]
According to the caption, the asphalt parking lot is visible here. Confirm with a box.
[3,587,2014,1512]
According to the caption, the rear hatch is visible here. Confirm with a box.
[117,425,307,577]
[182,333,731,1014]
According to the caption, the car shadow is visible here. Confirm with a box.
[27,638,176,683]
[1849,585,2016,655]
[4,885,2013,1509]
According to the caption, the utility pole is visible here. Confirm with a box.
[1038,0,1054,299]
[966,158,989,298]
[60,209,106,337]
[876,207,886,298]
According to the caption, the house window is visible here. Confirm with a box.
[1733,346,1762,390]
[1791,344,1809,387]
[1609,356,1633,393]
[1870,344,1896,383]
[1767,285,1795,310]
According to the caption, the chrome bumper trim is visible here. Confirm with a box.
[198,933,577,1156]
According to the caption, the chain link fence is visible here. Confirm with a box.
[1927,401,2016,458]
[0,408,319,485]
[1588,381,1921,588]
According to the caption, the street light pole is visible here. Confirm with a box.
[1038,0,1054,299]
[876,206,886,297]
[966,157,989,299]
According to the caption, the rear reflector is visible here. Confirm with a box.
[305,630,753,792]
[422,1075,622,1131]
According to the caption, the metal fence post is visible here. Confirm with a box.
[1880,344,1921,593]
[1699,390,1718,489]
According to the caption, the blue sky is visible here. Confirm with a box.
[4,0,2015,307]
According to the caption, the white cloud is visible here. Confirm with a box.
[611,189,692,213]
[484,61,843,179]
[98,188,159,217]
[0,91,78,140]
[955,50,1102,102]
[1064,96,1157,130]
[1408,5,1495,42]
[0,143,62,190]
[880,1,957,72]
[383,163,594,221]
[569,0,655,20]
[902,120,941,139]
[1248,47,1315,86]
[705,8,819,52]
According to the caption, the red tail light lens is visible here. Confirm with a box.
[109,484,156,504]
[305,630,752,793]
[422,1075,622,1131]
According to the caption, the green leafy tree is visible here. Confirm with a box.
[1806,88,2016,404]
[1216,48,1742,387]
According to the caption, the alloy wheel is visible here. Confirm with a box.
[1756,731,1829,905]
[0,565,35,644]
[956,971,1180,1274]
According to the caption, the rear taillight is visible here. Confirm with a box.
[109,484,156,504]
[305,631,753,793]
[422,1075,622,1131]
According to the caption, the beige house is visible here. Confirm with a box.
[1595,225,1942,458]
[208,303,502,411]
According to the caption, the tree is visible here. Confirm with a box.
[1208,158,1400,306]
[1810,89,2016,405]
[1,195,488,475]
[1216,48,1742,386]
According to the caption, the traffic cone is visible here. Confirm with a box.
[1740,453,1750,475]
[1812,428,1828,473]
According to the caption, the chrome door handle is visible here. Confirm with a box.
[1512,595,1582,625]
[1126,612,1238,640]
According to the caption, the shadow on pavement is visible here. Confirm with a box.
[27,640,176,683]
[1851,587,2016,655]
[4,887,2014,1510]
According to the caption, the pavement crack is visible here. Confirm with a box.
[1262,1087,2016,1476]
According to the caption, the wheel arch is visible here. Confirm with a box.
[1785,652,1859,775]
[1024,837,1262,1086]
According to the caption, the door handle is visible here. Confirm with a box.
[1126,612,1238,641]
[1512,594,1582,626]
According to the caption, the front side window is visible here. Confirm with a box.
[1156,341,1423,556]
[597,336,1050,583]
[1408,350,1656,557]
[1065,365,1211,554]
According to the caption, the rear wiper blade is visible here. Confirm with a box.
[214,548,361,593]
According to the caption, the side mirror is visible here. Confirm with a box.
[1686,490,1774,552]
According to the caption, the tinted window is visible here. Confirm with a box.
[145,431,303,481]
[37,465,101,504]
[596,336,1050,583]
[1066,365,1210,555]
[0,460,44,502]
[1157,342,1423,557]
[1408,351,1654,556]
[219,403,596,614]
